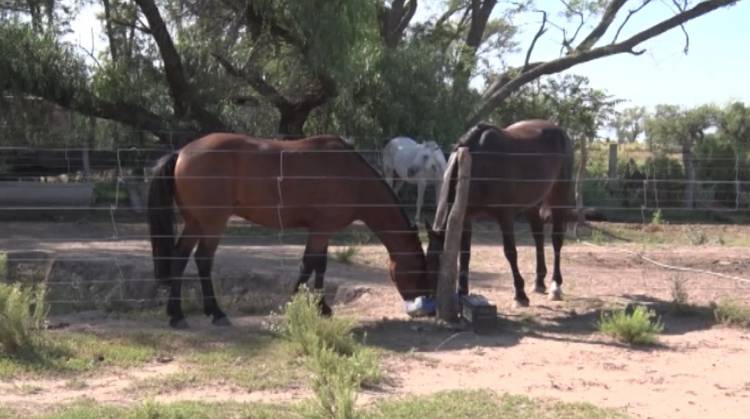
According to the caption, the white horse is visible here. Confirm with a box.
[382,136,447,224]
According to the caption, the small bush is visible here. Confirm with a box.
[650,209,663,226]
[685,228,707,245]
[714,299,750,328]
[670,276,690,314]
[280,289,380,419]
[333,246,359,265]
[597,305,664,345]
[0,282,47,355]
[280,290,357,357]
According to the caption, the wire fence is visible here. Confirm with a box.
[2,144,750,311]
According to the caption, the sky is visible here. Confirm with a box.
[65,1,750,112]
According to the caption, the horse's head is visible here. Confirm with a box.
[408,142,445,179]
[389,222,437,300]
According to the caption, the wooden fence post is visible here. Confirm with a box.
[433,148,471,322]
[608,143,618,180]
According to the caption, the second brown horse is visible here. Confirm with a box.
[148,133,435,328]
[428,120,573,307]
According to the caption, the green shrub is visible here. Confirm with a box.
[280,290,357,357]
[597,305,664,345]
[650,209,663,226]
[714,299,750,328]
[333,246,359,265]
[669,277,690,315]
[0,282,47,355]
[280,289,380,419]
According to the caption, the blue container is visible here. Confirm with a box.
[404,296,436,317]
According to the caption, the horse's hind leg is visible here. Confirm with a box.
[499,214,529,307]
[294,232,332,316]
[195,236,230,326]
[525,207,548,294]
[549,208,566,301]
[167,223,199,329]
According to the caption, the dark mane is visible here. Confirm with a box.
[454,122,497,150]
[349,144,416,231]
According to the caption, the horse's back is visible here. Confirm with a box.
[173,133,382,229]
[456,121,571,213]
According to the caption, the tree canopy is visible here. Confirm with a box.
[0,0,741,147]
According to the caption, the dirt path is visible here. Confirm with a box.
[2,222,750,418]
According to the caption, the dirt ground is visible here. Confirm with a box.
[1,220,750,418]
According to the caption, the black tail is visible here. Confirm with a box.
[147,152,179,285]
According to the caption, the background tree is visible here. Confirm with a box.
[611,106,647,143]
[645,104,719,208]
[0,0,741,148]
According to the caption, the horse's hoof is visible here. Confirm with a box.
[212,315,232,327]
[548,289,563,301]
[169,318,189,329]
[514,297,530,308]
[533,284,547,294]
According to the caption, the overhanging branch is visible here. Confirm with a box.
[576,0,627,51]
[523,10,547,72]
[470,0,738,127]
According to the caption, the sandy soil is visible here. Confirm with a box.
[1,221,750,418]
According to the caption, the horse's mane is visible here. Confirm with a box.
[344,140,417,232]
[454,122,498,150]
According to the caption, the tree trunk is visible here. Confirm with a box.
[682,142,696,209]
[277,104,312,139]
[102,0,119,62]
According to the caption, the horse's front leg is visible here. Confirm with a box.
[415,179,426,224]
[384,163,395,190]
[499,213,529,307]
[549,208,566,301]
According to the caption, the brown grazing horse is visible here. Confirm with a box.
[427,120,573,306]
[148,133,435,328]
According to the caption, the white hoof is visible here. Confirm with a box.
[548,283,563,301]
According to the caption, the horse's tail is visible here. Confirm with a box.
[542,128,575,220]
[147,152,179,285]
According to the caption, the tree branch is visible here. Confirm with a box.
[466,0,498,49]
[559,0,585,52]
[470,0,738,127]
[133,0,190,116]
[671,0,691,53]
[576,0,627,51]
[212,53,290,109]
[613,0,652,44]
[435,3,463,29]
[523,10,547,72]
[134,0,225,132]
[377,0,418,48]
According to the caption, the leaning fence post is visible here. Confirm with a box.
[434,147,471,322]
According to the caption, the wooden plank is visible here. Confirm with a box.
[435,147,471,322]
